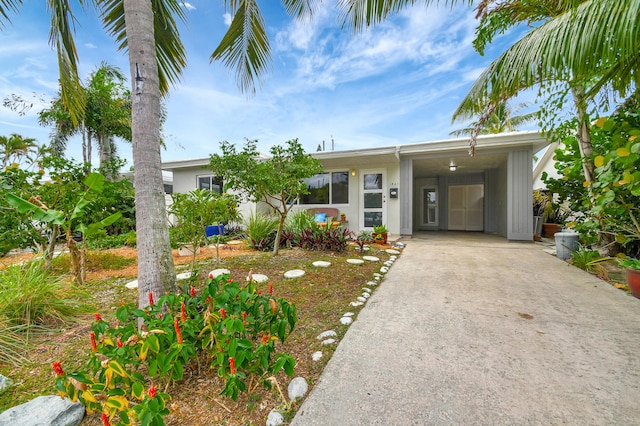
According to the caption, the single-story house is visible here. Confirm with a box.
[162,131,549,241]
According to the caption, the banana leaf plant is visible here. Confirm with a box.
[6,172,121,284]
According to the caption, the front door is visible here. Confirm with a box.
[421,186,438,227]
[361,171,385,229]
[448,184,484,231]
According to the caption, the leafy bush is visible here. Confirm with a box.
[285,210,315,234]
[53,274,297,425]
[245,213,279,251]
[299,223,353,252]
[86,230,137,250]
[0,260,92,328]
[570,246,604,272]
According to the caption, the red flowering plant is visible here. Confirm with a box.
[53,273,297,424]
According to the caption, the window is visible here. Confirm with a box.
[301,171,349,204]
[198,175,223,193]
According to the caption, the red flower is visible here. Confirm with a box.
[52,360,64,377]
[101,413,110,426]
[227,278,233,283]
[94,312,102,322]
[117,338,123,348]
[261,334,268,345]
[189,286,196,298]
[242,311,247,326]
[174,317,183,344]
[220,308,226,319]
[148,292,154,307]
[209,272,214,279]
[90,331,97,352]
[229,357,237,375]
[269,283,273,296]
[257,290,262,295]
[148,385,157,399]
[181,301,187,323]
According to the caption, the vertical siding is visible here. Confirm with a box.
[485,169,497,233]
[400,159,413,235]
[507,149,533,240]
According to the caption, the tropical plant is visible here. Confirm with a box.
[0,260,91,329]
[372,224,388,234]
[210,138,323,255]
[169,189,241,267]
[450,101,538,136]
[570,245,603,273]
[245,213,279,252]
[0,133,39,168]
[0,316,28,367]
[619,257,640,271]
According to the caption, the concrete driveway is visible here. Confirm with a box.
[291,232,640,425]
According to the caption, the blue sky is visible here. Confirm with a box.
[0,1,535,167]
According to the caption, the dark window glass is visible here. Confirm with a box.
[198,176,223,194]
[331,172,349,204]
[301,173,330,204]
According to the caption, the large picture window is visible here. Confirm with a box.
[198,175,223,193]
[301,171,349,204]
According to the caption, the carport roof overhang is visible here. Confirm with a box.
[313,131,548,170]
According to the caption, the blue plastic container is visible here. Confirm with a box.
[205,225,225,237]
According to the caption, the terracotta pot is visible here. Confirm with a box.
[626,268,640,299]
[373,232,387,244]
[542,223,562,238]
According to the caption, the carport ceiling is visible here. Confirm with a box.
[412,151,509,178]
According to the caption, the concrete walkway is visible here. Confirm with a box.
[291,232,640,425]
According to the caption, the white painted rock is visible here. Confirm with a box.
[340,316,353,325]
[393,242,406,249]
[361,292,370,299]
[0,395,85,426]
[312,261,331,268]
[175,272,192,280]
[362,255,380,262]
[284,269,305,279]
[288,377,309,402]
[343,312,355,317]
[357,296,367,303]
[346,259,365,265]
[210,268,230,278]
[247,273,269,283]
[367,281,378,287]
[125,280,138,289]
[362,287,372,293]
[373,273,382,278]
[350,301,364,307]
[384,261,394,267]
[312,351,323,361]
[390,255,397,261]
[266,409,284,426]
[317,330,337,340]
[386,249,401,255]
[322,338,336,345]
[0,375,12,393]
[380,266,389,273]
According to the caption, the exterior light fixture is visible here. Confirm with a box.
[449,162,457,172]
[351,170,356,176]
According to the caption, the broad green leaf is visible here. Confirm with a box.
[108,360,128,378]
[131,381,144,400]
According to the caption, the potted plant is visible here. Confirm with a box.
[533,189,569,238]
[340,212,346,222]
[619,257,640,299]
[372,224,388,244]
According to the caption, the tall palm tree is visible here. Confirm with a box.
[0,0,320,309]
[0,133,39,167]
[450,102,538,137]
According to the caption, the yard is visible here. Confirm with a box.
[0,241,396,425]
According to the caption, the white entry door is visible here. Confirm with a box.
[448,184,484,231]
[361,171,385,229]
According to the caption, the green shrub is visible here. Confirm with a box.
[0,316,28,366]
[0,260,92,328]
[285,210,315,234]
[245,213,279,251]
[85,230,137,250]
[571,246,605,272]
[299,224,353,252]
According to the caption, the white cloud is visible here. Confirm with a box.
[182,2,196,11]
[223,12,232,27]
[84,43,97,49]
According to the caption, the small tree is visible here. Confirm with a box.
[169,189,241,269]
[210,139,322,255]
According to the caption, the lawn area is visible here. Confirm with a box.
[0,242,397,425]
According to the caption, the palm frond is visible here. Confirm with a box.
[0,0,22,28]
[281,0,323,20]
[211,0,271,94]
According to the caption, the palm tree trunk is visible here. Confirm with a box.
[124,0,176,308]
[571,86,595,183]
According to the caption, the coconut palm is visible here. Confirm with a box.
[450,102,538,137]
[0,0,320,308]
[0,133,39,168]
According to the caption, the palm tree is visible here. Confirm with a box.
[0,133,39,168]
[450,102,538,137]
[0,0,321,309]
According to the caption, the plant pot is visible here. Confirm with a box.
[373,232,387,244]
[626,268,640,299]
[542,223,562,238]
[178,245,200,257]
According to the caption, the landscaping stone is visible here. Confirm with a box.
[390,255,397,260]
[361,292,370,299]
[373,273,382,279]
[362,288,371,293]
[392,242,406,249]
[321,338,336,345]
[288,377,309,402]
[343,312,355,317]
[266,409,284,426]
[346,259,365,265]
[350,301,364,307]
[316,330,337,340]
[125,279,138,289]
[0,395,85,426]
[380,266,389,273]
[362,255,380,262]
[357,296,367,303]
[312,351,323,361]
[284,269,306,279]
[340,316,353,325]
[385,249,401,255]
[312,261,331,268]
[0,375,12,394]
[248,273,269,283]
[210,268,230,278]
[175,272,192,280]
[367,281,378,287]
